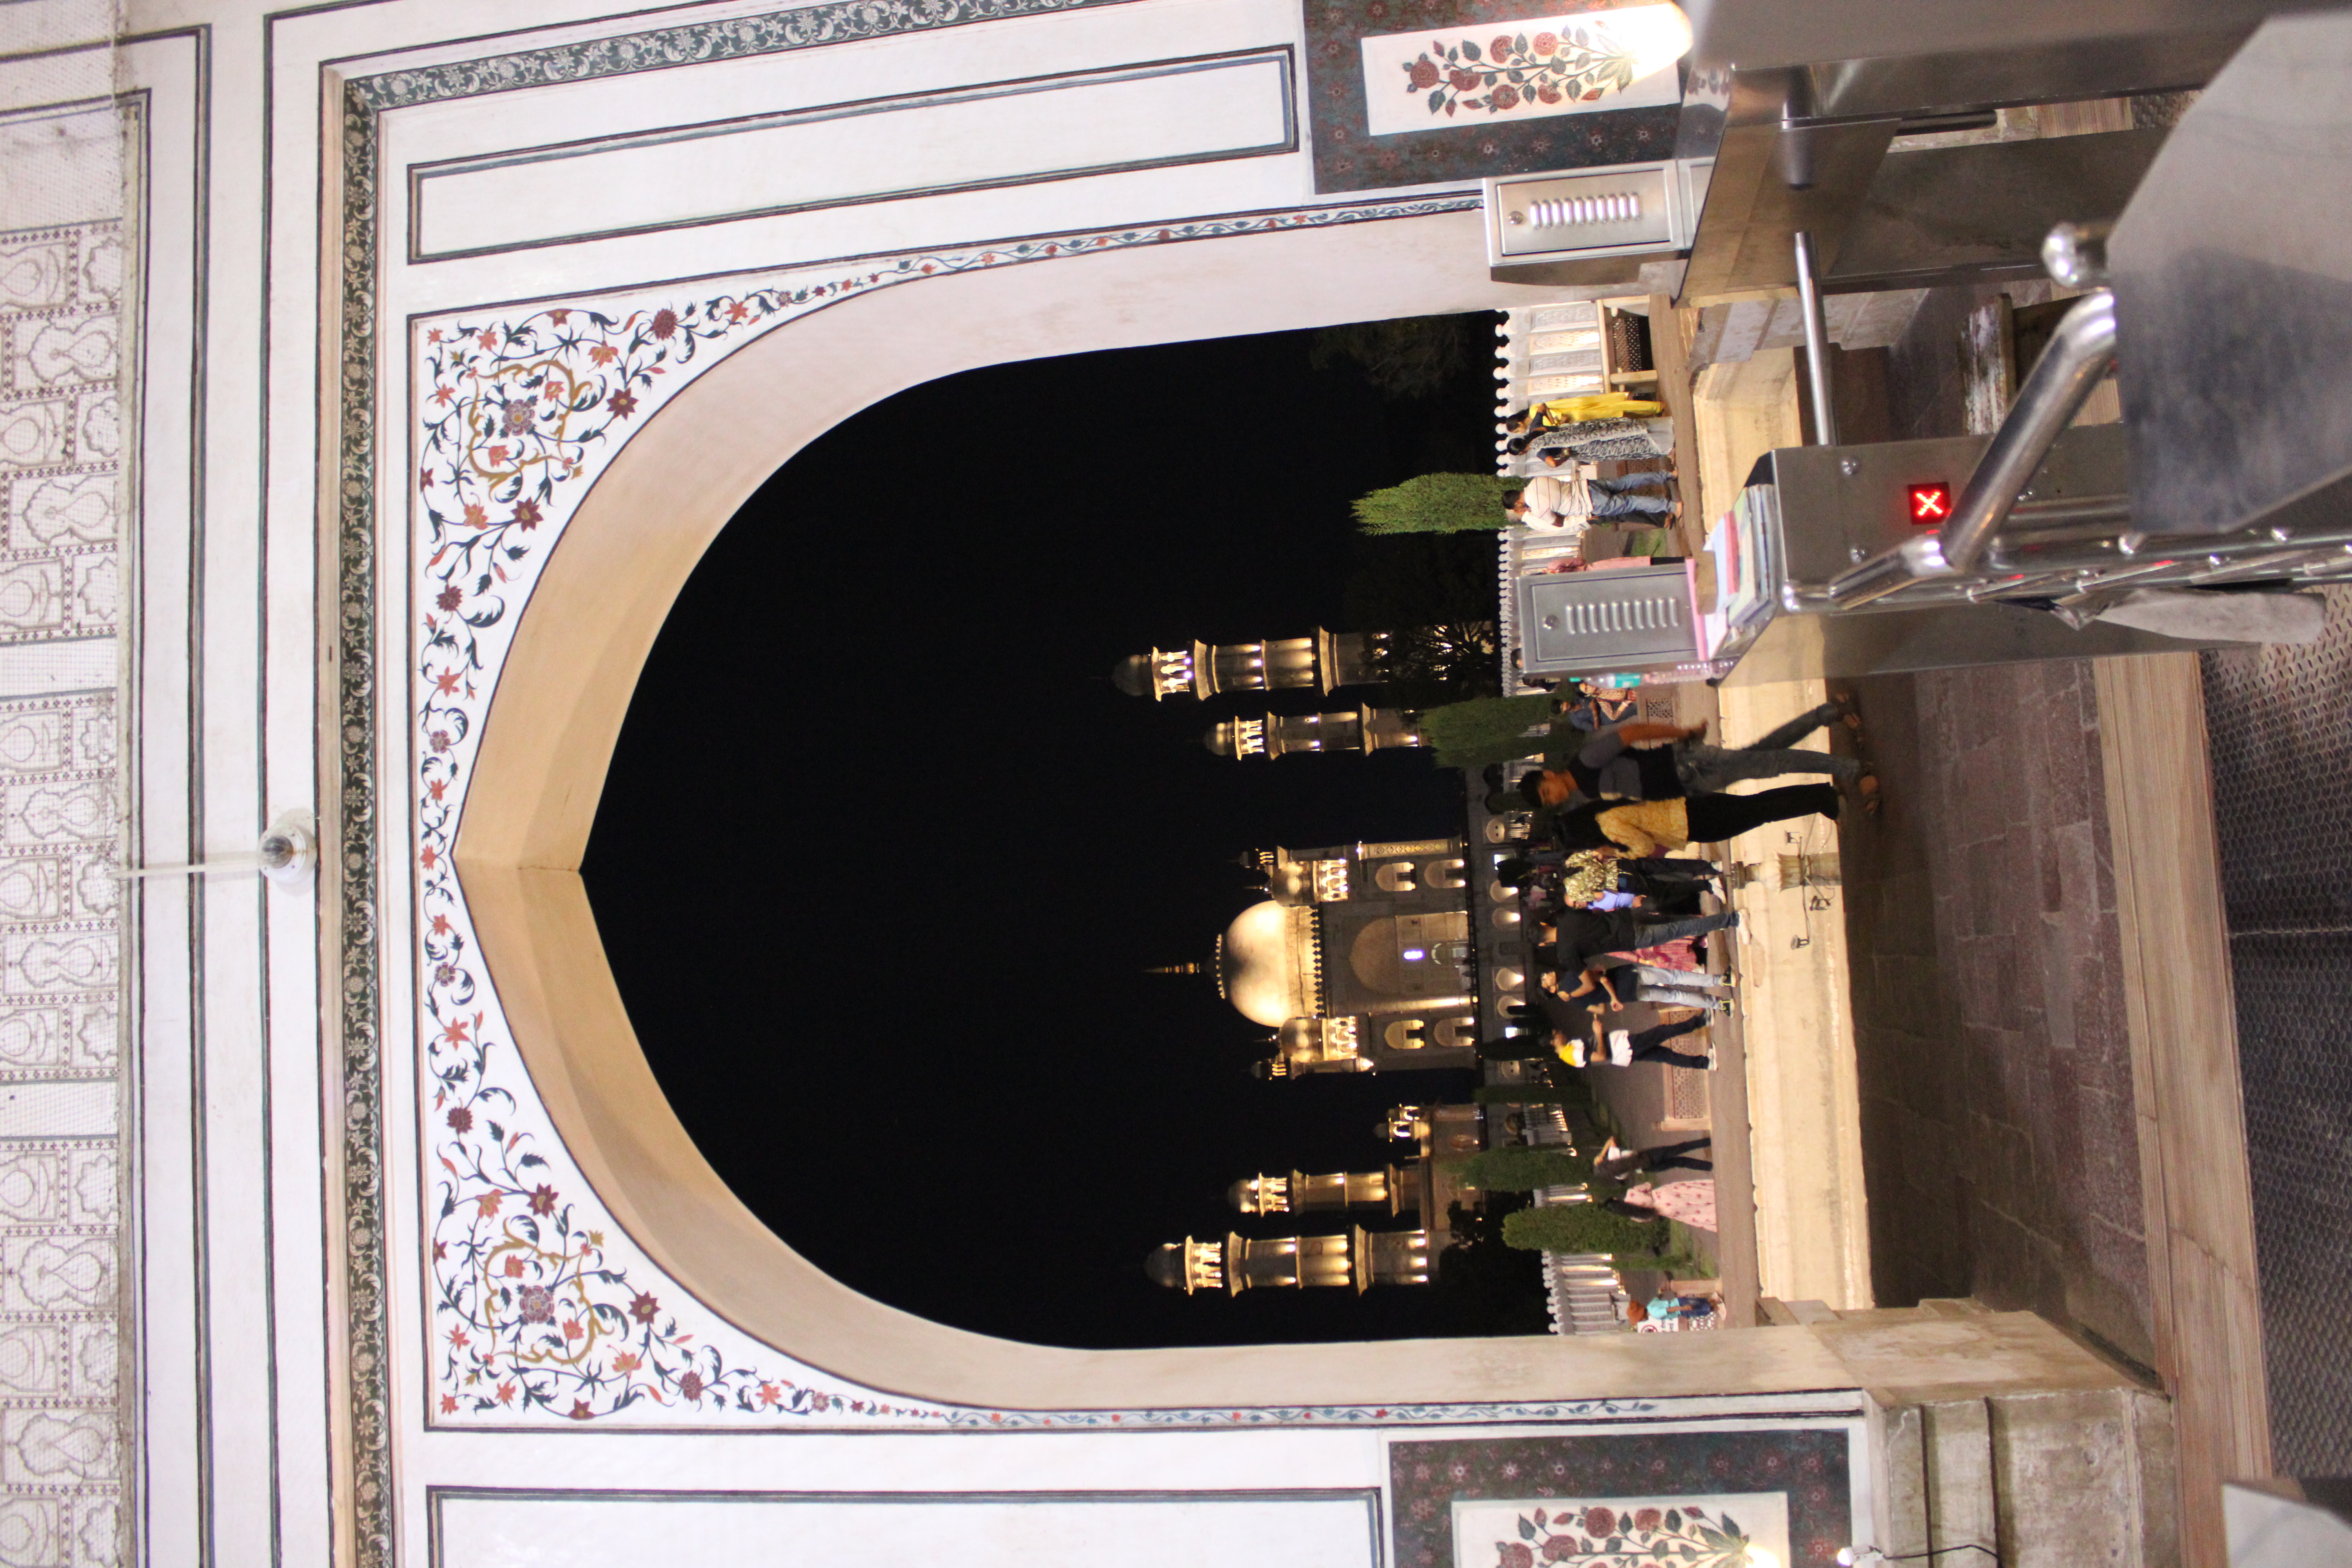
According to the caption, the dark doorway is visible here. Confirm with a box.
[583,318,1548,1348]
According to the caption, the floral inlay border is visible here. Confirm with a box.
[356,0,1142,111]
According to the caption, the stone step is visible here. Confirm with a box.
[1871,1387,2178,1568]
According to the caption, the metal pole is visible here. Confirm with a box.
[1793,230,1837,446]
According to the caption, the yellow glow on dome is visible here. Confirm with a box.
[1218,900,1315,1027]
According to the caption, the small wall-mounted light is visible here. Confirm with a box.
[116,809,319,891]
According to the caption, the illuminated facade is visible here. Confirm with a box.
[1203,705,1426,760]
[1145,1227,1435,1295]
[1112,629,1391,702]
[1216,839,1481,1075]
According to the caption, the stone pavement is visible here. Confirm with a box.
[1835,662,2159,1374]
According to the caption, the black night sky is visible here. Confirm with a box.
[583,317,1541,1350]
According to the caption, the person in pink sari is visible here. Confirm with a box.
[1617,1178,1717,1233]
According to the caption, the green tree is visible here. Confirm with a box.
[1352,473,1521,535]
[1501,1203,1666,1257]
[1419,695,1557,768]
[1308,316,1480,400]
[1463,1146,1595,1192]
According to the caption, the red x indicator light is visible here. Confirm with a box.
[1908,483,1952,524]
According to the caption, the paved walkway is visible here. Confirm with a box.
[1835,662,2158,1372]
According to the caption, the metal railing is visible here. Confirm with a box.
[1788,280,2352,615]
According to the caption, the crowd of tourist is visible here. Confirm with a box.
[1481,692,1870,1074]
[1468,379,1875,1327]
[1499,391,1688,572]
[1470,680,1877,1321]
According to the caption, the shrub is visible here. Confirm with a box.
[1352,472,1521,535]
[1463,1146,1595,1192]
[1501,1203,1666,1256]
[1420,695,1557,769]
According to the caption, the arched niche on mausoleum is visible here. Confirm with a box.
[450,212,1851,1413]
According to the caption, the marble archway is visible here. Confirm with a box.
[431,209,1861,1423]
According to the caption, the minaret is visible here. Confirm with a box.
[1229,1169,1414,1217]
[1145,1228,1432,1295]
[1203,705,1425,760]
[1112,630,1390,702]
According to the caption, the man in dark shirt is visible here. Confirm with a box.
[1539,907,1737,975]
[1521,702,1866,807]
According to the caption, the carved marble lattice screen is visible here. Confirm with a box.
[0,211,129,1567]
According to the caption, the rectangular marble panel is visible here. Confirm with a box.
[434,1492,1379,1568]
[0,640,113,699]
[412,51,1296,260]
[1391,1430,1853,1568]
[1452,1493,1789,1568]
[8,472,117,551]
[0,931,114,996]
[7,311,117,395]
[0,1085,113,1140]
[0,401,66,472]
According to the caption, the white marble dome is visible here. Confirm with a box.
[1217,899,1317,1027]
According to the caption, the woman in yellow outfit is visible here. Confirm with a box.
[1548,783,1844,857]
[1508,393,1665,430]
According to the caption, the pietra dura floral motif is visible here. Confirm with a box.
[1463,1497,1782,1568]
[1304,0,1681,193]
[1388,1430,1851,1568]
[408,197,1724,1432]
[1398,25,1644,120]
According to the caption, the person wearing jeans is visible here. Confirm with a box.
[1610,1014,1713,1069]
[1593,960,1732,1013]
[1588,472,1674,518]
